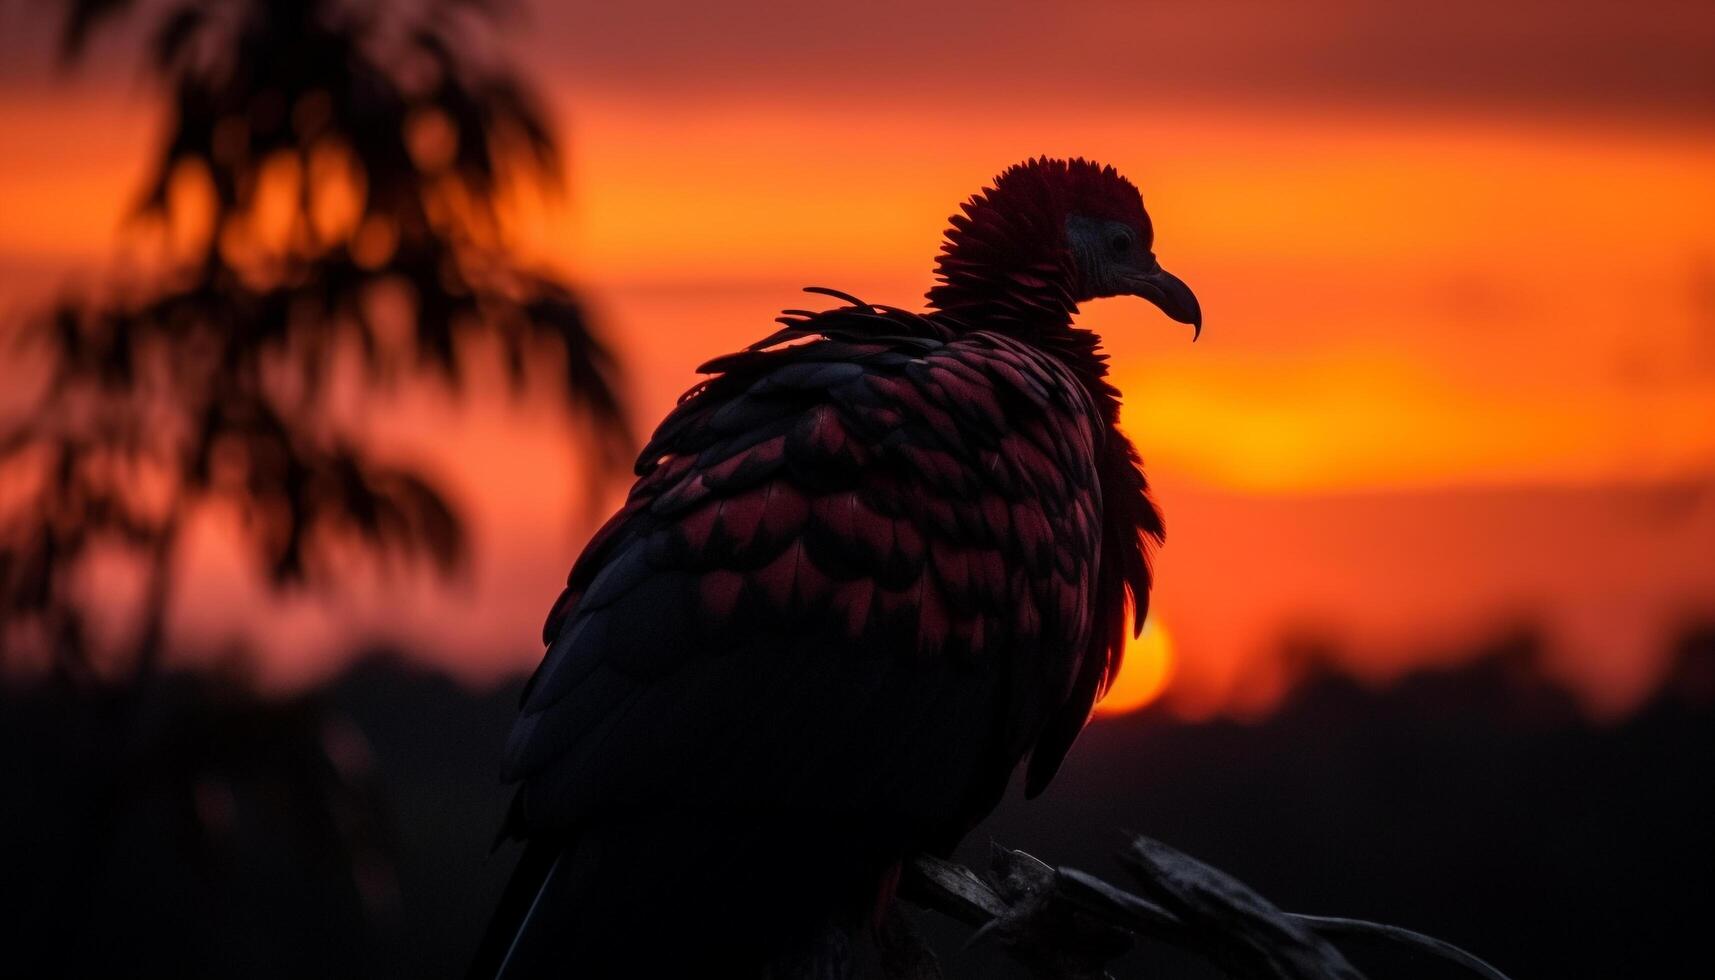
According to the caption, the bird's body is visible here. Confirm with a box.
[471,158,1200,978]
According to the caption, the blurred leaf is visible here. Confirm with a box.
[151,2,208,71]
[58,0,136,62]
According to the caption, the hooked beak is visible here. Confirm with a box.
[1126,261,1202,340]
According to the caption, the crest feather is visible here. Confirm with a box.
[985,157,1149,232]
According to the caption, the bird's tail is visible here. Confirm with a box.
[467,814,894,979]
[466,838,570,980]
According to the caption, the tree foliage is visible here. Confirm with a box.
[0,6,624,953]
[1,0,627,681]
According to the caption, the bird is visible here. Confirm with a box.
[469,157,1201,978]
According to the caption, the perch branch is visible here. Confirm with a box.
[897,834,1514,980]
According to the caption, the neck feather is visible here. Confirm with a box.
[925,201,1081,332]
[924,201,1123,403]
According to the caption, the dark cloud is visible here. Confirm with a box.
[5,1,1709,120]
[518,0,1715,120]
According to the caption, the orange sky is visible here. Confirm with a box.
[2,0,1712,719]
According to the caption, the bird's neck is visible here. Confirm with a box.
[924,264,1079,331]
[925,201,1082,334]
[926,214,1117,404]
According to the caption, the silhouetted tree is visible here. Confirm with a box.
[2,0,626,683]
[0,3,625,972]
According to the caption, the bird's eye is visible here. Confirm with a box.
[1108,230,1133,256]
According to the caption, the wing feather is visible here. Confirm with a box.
[507,300,1124,846]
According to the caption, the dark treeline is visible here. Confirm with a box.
[5,625,1709,978]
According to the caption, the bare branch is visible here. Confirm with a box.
[900,834,1514,980]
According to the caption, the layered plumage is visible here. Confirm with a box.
[471,158,1200,978]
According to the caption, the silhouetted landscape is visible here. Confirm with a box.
[8,623,1710,978]
[5,1,1713,977]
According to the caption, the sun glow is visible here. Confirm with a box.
[4,53,1713,715]
[1094,615,1176,717]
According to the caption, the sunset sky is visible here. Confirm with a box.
[1,0,1712,719]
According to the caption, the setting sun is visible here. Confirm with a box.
[1094,615,1176,717]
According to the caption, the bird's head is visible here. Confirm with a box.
[929,157,1202,338]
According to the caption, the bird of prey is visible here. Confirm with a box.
[471,157,1201,978]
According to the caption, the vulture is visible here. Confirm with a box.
[471,157,1201,977]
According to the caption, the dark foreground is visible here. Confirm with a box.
[5,626,1712,978]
